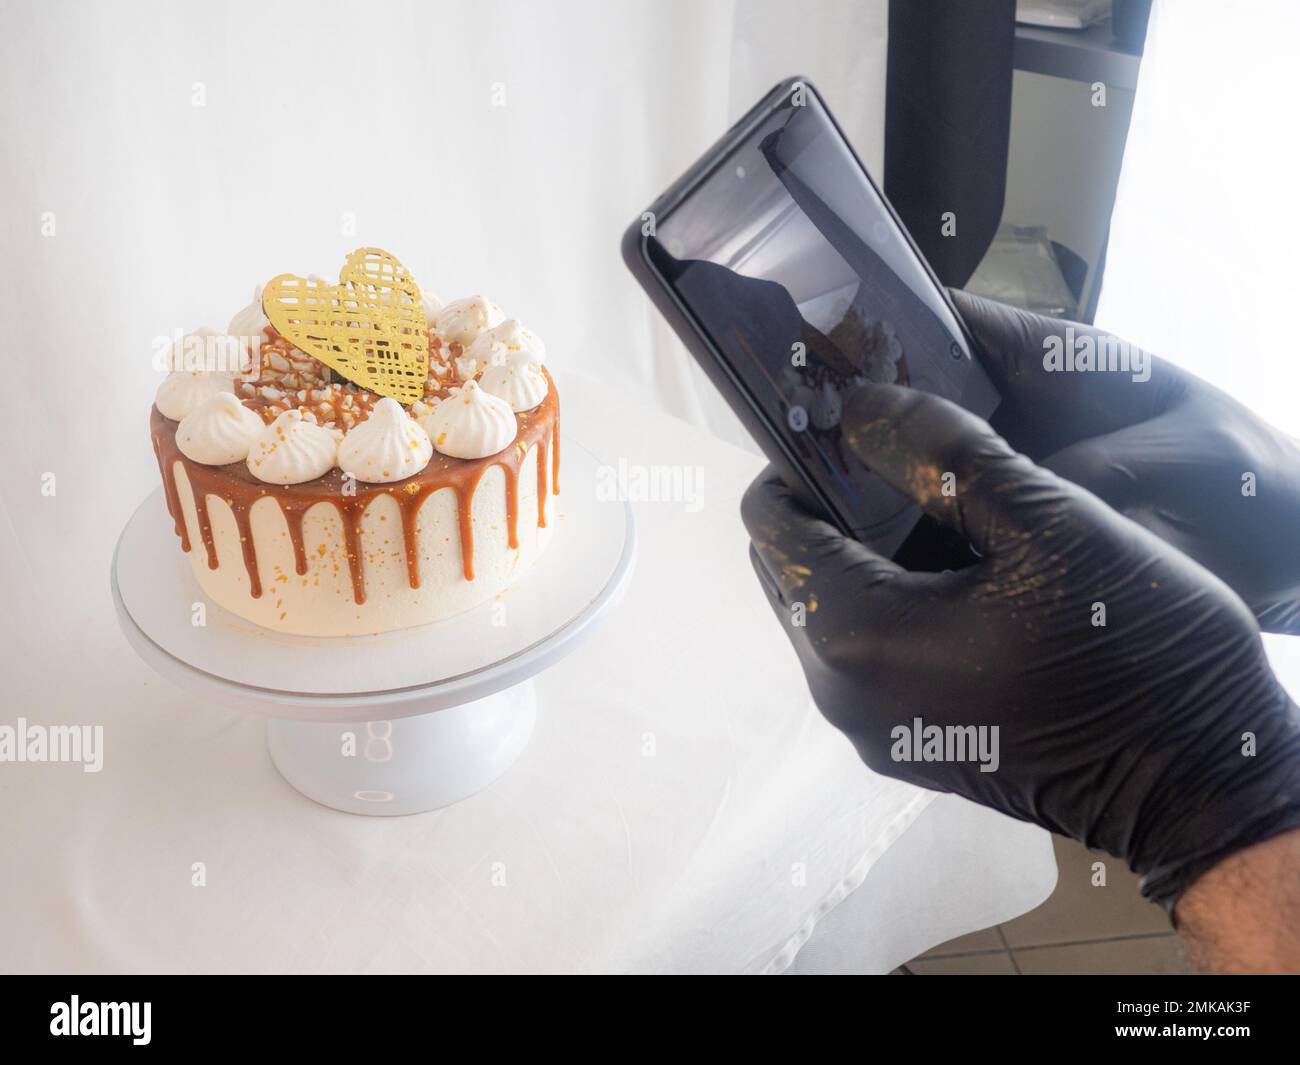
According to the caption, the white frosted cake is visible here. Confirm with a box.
[150,264,559,637]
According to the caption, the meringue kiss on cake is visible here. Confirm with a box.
[149,247,559,636]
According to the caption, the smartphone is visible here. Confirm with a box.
[622,76,999,564]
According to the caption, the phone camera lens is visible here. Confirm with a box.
[787,405,809,432]
[949,341,964,360]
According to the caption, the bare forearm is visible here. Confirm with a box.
[1175,829,1300,973]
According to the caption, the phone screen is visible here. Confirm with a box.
[643,84,998,552]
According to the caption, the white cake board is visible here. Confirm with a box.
[112,439,635,815]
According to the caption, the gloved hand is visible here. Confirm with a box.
[953,290,1300,633]
[742,381,1300,911]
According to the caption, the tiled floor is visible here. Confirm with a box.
[897,834,1197,975]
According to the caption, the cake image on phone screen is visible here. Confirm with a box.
[149,248,559,637]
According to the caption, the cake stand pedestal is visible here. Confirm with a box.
[262,686,540,815]
[111,439,635,816]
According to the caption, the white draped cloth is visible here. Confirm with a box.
[0,0,1055,973]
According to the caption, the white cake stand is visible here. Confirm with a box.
[112,439,635,815]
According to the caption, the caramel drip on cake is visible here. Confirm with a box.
[457,483,476,582]
[151,432,189,550]
[282,506,309,577]
[502,462,520,550]
[537,431,549,529]
[192,492,220,571]
[338,499,367,603]
[150,373,559,605]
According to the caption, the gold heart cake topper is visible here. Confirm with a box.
[262,247,429,404]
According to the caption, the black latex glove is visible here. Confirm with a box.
[953,290,1300,633]
[742,382,1300,911]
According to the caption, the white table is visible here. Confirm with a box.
[1,371,1055,973]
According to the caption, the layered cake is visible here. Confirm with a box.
[149,249,559,636]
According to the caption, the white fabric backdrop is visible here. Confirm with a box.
[0,0,1057,974]
[0,0,888,754]
[1095,0,1300,696]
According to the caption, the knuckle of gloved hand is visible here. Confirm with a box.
[810,692,868,747]
[1209,580,1269,640]
[805,624,867,676]
[911,443,1023,538]
[805,679,916,778]
[1045,444,1112,490]
[851,729,907,779]
[855,743,893,777]
[1195,417,1255,474]
[909,414,1009,491]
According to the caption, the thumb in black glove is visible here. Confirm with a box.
[742,381,1300,912]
